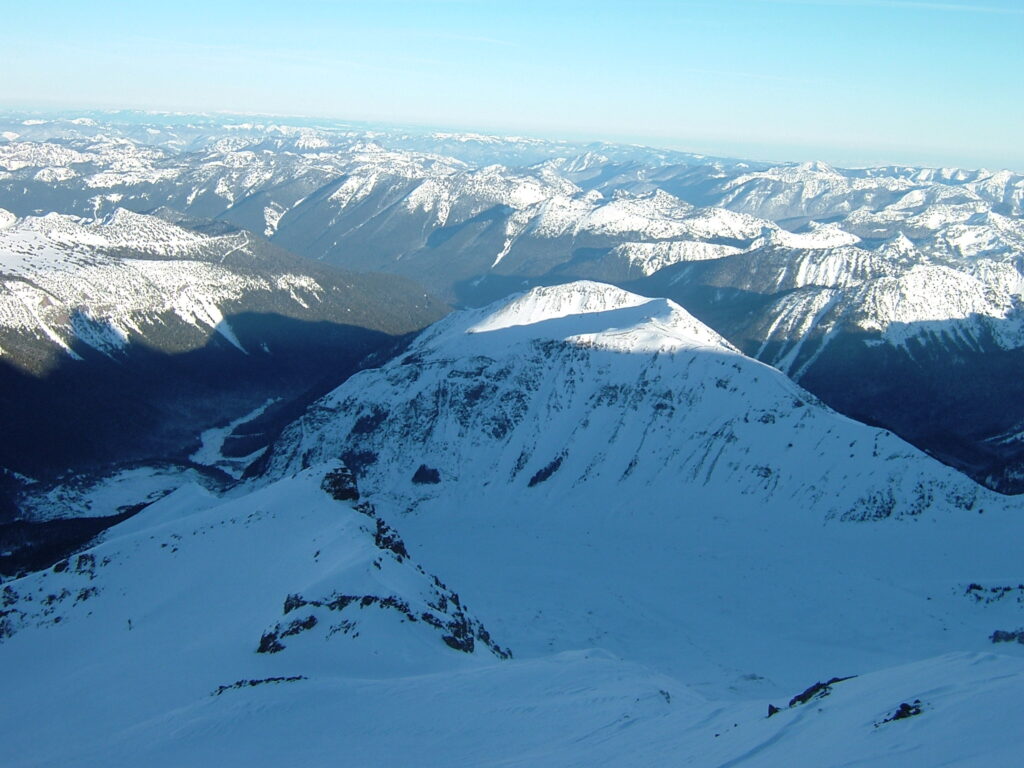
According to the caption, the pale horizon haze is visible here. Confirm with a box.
[2,0,1022,171]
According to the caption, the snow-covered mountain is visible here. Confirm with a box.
[0,206,440,371]
[265,281,983,519]
[259,283,1023,682]
[3,110,1024,491]
[0,203,445,486]
[3,281,1023,766]
[4,114,1019,300]
[638,217,1024,490]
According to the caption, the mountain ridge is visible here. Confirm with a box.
[2,278,1023,765]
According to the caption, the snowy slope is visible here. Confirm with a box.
[0,466,514,763]
[0,210,268,361]
[267,282,992,522]
[261,283,1024,692]
[3,282,1024,765]
[666,243,1024,364]
[0,208,440,372]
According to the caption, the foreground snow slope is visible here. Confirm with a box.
[2,464,1023,767]
[0,466,510,762]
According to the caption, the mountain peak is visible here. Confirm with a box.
[471,282,652,329]
[458,282,737,354]
[99,206,151,227]
[799,160,841,175]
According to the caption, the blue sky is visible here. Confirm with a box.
[3,0,1022,170]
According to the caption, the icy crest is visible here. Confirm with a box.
[465,282,734,353]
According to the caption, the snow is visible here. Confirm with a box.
[613,239,743,275]
[725,235,1024,360]
[19,207,210,255]
[854,264,1024,348]
[274,273,323,307]
[405,177,452,218]
[464,282,734,353]
[2,118,1024,765]
[328,171,384,206]
[720,161,916,220]
[32,166,78,183]
[0,141,93,171]
[0,467,512,762]
[5,645,1021,766]
[769,221,860,249]
[4,284,1024,765]
[16,464,216,521]
[579,189,695,238]
[190,398,280,479]
[681,207,770,240]
[262,203,285,237]
[0,210,329,363]
[468,281,653,332]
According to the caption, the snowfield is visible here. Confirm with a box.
[3,459,1023,767]
[3,283,1021,766]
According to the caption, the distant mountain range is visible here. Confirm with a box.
[3,112,1024,766]
[3,112,1021,492]
[0,193,444,489]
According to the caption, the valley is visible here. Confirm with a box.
[1,112,1023,767]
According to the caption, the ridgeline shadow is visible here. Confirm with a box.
[0,311,416,518]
